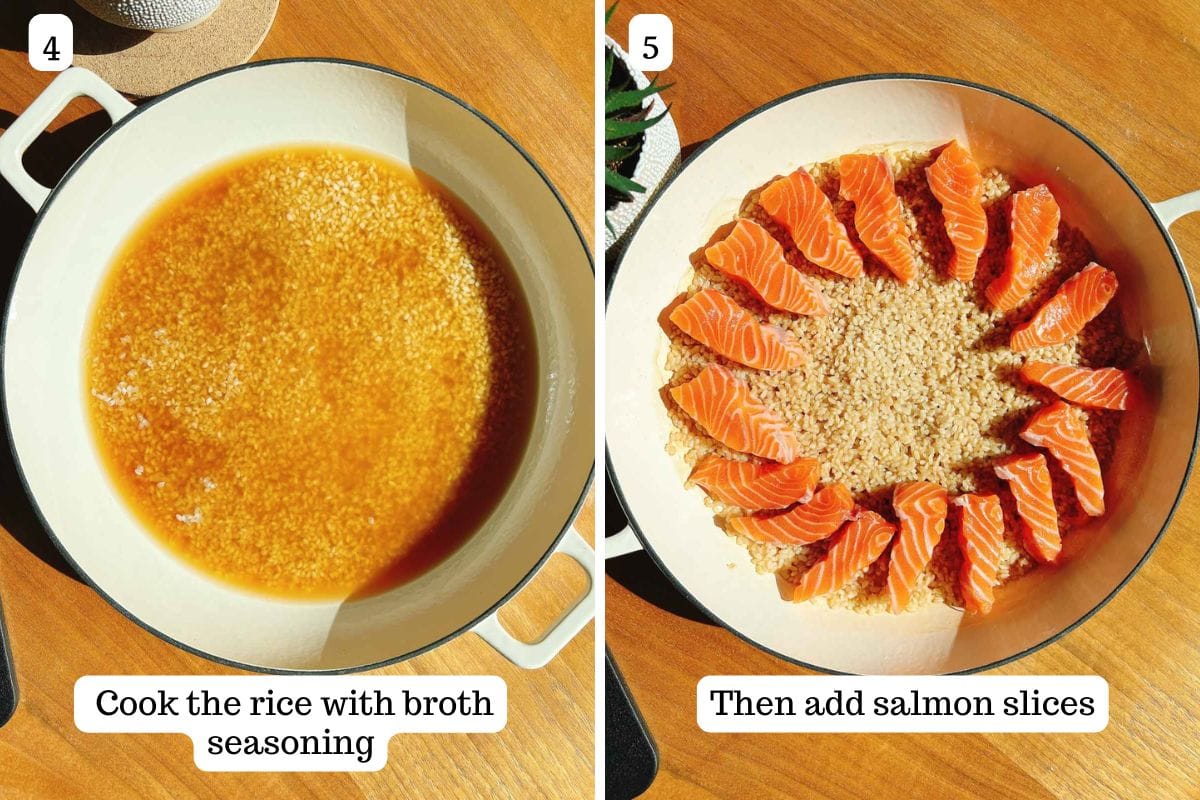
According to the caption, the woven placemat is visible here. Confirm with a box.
[57,0,278,97]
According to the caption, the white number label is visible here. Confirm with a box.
[627,14,673,72]
[29,14,74,72]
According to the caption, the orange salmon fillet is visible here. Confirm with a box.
[985,185,1060,311]
[689,454,819,510]
[704,219,830,315]
[1010,263,1118,352]
[759,167,864,279]
[1020,400,1104,516]
[1020,361,1133,411]
[994,453,1061,563]
[790,510,895,602]
[669,289,805,371]
[669,364,800,463]
[887,481,949,613]
[954,493,1005,614]
[838,153,918,283]
[925,140,987,281]
[727,483,855,544]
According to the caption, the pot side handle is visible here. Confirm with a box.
[473,526,595,669]
[605,526,644,558]
[1153,189,1200,227]
[0,67,135,212]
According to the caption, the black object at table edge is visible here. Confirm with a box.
[0,594,17,727]
[605,648,658,799]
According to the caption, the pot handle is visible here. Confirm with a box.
[606,526,644,558]
[1153,189,1200,227]
[0,67,135,212]
[473,526,595,669]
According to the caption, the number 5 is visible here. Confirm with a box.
[627,14,672,71]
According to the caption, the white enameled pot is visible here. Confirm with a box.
[0,61,594,673]
[606,74,1200,675]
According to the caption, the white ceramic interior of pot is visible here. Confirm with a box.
[606,77,1199,674]
[5,61,593,671]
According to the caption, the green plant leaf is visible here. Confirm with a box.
[605,106,670,140]
[604,48,614,88]
[605,80,673,114]
[605,141,641,164]
[605,167,646,195]
[605,2,617,26]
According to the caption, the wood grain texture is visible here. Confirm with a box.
[605,1,1200,798]
[0,1,594,798]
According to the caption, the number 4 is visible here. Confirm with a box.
[28,14,73,72]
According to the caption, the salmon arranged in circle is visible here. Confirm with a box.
[689,454,820,509]
[1020,361,1133,411]
[669,364,800,463]
[759,167,864,279]
[669,289,805,371]
[985,185,1060,311]
[790,510,896,602]
[1010,263,1118,352]
[887,481,949,613]
[925,140,987,281]
[838,153,918,283]
[954,493,1005,615]
[704,219,830,316]
[1020,400,1105,516]
[727,483,855,544]
[994,453,1061,563]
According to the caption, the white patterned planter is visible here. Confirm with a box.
[75,0,221,31]
[604,35,681,254]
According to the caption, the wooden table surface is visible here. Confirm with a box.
[606,1,1200,798]
[0,2,594,798]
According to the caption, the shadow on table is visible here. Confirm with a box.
[0,108,118,583]
[0,2,152,57]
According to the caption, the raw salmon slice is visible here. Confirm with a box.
[886,481,949,613]
[954,493,1005,615]
[704,219,830,315]
[689,454,820,509]
[985,185,1060,311]
[1020,361,1133,411]
[759,167,864,279]
[1020,400,1104,516]
[790,510,896,602]
[994,453,1061,563]
[669,364,800,463]
[838,154,918,283]
[925,141,987,281]
[669,289,805,371]
[1010,263,1118,352]
[727,483,855,544]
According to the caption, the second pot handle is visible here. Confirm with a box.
[474,526,595,669]
[0,67,135,212]
[1153,189,1200,227]
[605,526,644,558]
